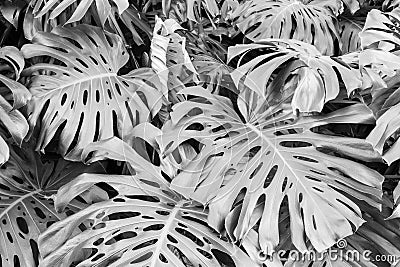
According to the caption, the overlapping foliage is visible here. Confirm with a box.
[1,0,400,266]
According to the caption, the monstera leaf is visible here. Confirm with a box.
[190,53,235,94]
[23,0,97,41]
[245,198,400,266]
[33,0,129,26]
[0,46,31,165]
[228,0,341,55]
[353,8,400,164]
[38,172,258,267]
[182,31,235,94]
[339,15,364,53]
[121,122,198,179]
[360,7,400,51]
[366,101,400,165]
[163,0,219,22]
[78,122,198,187]
[150,17,198,105]
[21,25,163,160]
[383,0,400,10]
[364,63,400,164]
[0,142,103,266]
[157,87,384,255]
[0,0,27,28]
[228,40,362,113]
[338,47,400,100]
[285,199,400,267]
[28,0,149,46]
[389,182,400,219]
[186,0,219,21]
[119,5,152,46]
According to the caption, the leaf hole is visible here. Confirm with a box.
[131,239,157,251]
[73,67,83,73]
[130,252,153,264]
[167,245,193,266]
[159,253,168,263]
[176,227,204,246]
[105,231,137,245]
[6,232,13,243]
[197,248,213,259]
[89,56,98,65]
[106,212,140,221]
[293,155,318,163]
[100,54,108,65]
[61,93,67,105]
[16,217,29,234]
[167,234,178,244]
[91,253,105,262]
[156,210,170,216]
[34,207,46,219]
[76,58,88,68]
[93,111,100,142]
[249,162,263,180]
[13,255,20,267]
[95,90,100,102]
[279,141,312,147]
[282,177,288,192]
[211,249,236,267]
[93,238,104,246]
[125,195,160,202]
[264,165,278,188]
[143,224,164,231]
[30,239,39,266]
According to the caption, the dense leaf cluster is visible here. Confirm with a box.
[1,0,400,266]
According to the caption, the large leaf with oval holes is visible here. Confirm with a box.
[157,87,384,255]
[0,46,31,165]
[228,0,341,55]
[0,142,103,267]
[228,39,362,113]
[38,173,258,267]
[21,25,163,161]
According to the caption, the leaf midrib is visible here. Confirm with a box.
[39,72,118,93]
[0,189,42,219]
[245,122,335,236]
[149,200,183,267]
